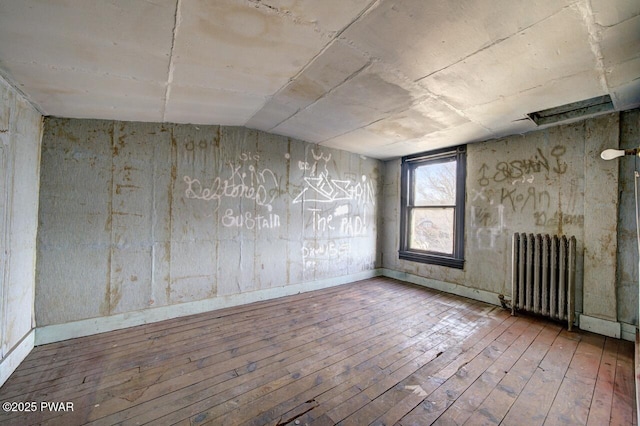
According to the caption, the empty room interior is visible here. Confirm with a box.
[1,0,640,425]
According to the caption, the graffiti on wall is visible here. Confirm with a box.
[294,148,376,273]
[184,153,281,213]
[183,152,284,232]
[221,209,281,230]
[477,146,567,187]
[181,145,376,274]
[471,205,505,249]
[293,149,375,206]
[306,205,368,237]
[301,239,375,275]
[470,144,582,248]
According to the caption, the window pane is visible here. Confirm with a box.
[414,160,456,205]
[410,208,454,254]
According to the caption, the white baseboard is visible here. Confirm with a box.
[32,269,637,347]
[1,329,35,387]
[579,314,622,339]
[381,268,503,307]
[621,322,636,342]
[35,269,383,346]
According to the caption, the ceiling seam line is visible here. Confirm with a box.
[162,0,181,122]
[266,60,373,132]
[282,0,382,88]
[246,0,382,126]
[313,95,449,146]
[414,2,582,84]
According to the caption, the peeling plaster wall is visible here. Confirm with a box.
[0,76,43,382]
[36,118,380,327]
[383,112,629,328]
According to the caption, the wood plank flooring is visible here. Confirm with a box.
[0,277,635,425]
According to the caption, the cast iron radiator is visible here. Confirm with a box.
[511,233,576,330]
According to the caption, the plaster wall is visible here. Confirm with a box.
[0,75,43,385]
[617,109,640,326]
[382,112,628,331]
[36,119,380,327]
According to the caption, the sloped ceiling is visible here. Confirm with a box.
[0,0,638,159]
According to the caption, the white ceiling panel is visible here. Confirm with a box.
[419,6,602,111]
[0,0,175,84]
[599,15,640,109]
[272,62,428,141]
[246,40,371,130]
[590,0,640,26]
[3,62,166,122]
[340,0,575,81]
[0,0,637,159]
[164,85,267,125]
[369,121,493,160]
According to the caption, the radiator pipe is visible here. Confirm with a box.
[498,294,511,310]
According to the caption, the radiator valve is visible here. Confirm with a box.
[498,294,511,310]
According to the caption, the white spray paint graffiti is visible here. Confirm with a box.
[301,240,352,271]
[183,152,283,232]
[295,148,376,272]
[293,174,375,205]
[334,205,349,217]
[471,204,505,249]
[339,215,367,236]
[301,239,375,274]
[308,208,335,232]
[307,206,367,236]
[221,208,281,230]
[298,148,332,176]
[183,156,280,212]
[301,240,351,261]
[294,149,375,206]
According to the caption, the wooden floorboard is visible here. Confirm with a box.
[0,277,635,426]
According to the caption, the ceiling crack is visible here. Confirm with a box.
[162,0,182,122]
[246,0,321,30]
[574,1,610,96]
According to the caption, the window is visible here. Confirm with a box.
[399,146,466,268]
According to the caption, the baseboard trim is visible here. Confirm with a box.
[579,314,622,339]
[622,322,636,342]
[35,269,383,346]
[381,268,503,307]
[1,329,35,387]
[33,269,635,346]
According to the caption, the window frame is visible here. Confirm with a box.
[399,145,466,269]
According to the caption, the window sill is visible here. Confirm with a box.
[398,250,464,269]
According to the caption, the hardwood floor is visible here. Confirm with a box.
[0,277,635,425]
